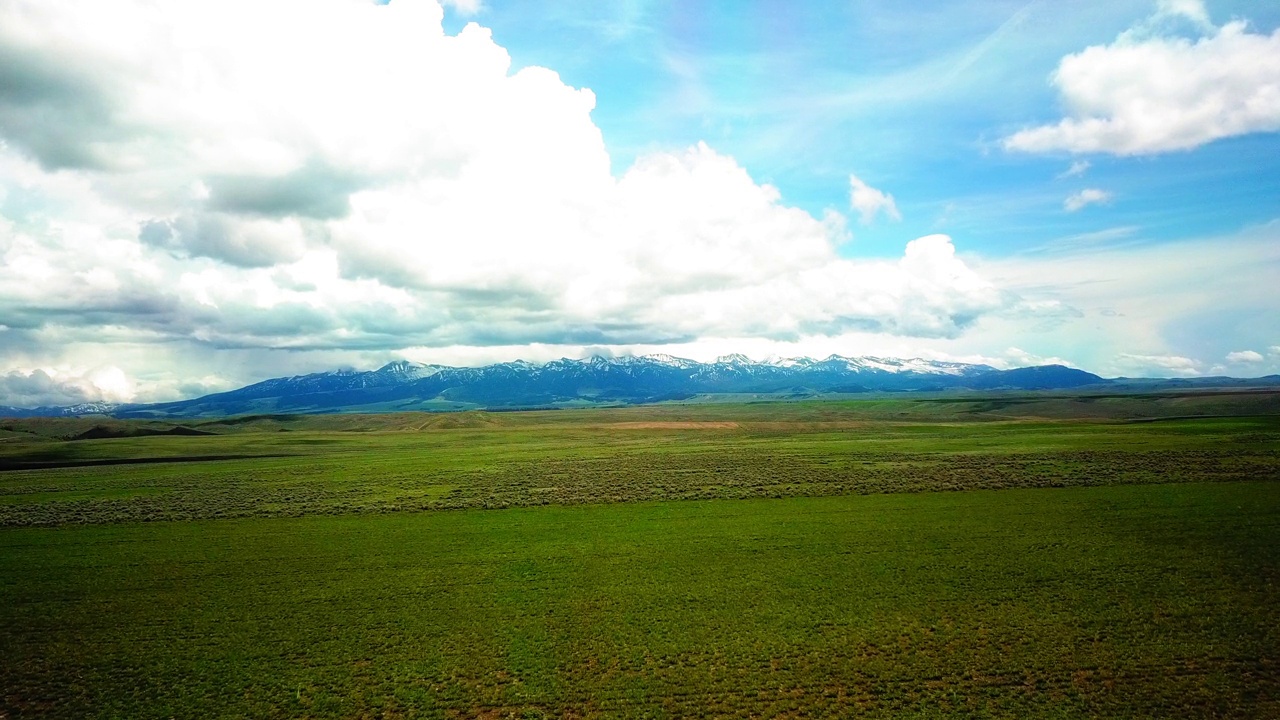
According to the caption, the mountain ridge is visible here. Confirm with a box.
[2,354,1112,418]
[6,354,1277,419]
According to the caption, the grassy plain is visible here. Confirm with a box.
[1,392,1278,717]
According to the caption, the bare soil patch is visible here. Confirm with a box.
[604,421,742,430]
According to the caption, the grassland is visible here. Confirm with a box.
[1,392,1278,717]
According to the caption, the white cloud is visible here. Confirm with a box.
[1058,160,1090,179]
[439,0,483,15]
[849,173,902,224]
[1152,0,1213,31]
[1004,10,1280,155]
[1064,188,1111,212]
[1226,350,1263,363]
[1001,346,1075,369]
[1270,345,1280,356]
[1113,353,1202,377]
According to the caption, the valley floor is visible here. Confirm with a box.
[1,396,1277,717]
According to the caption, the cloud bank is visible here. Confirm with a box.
[0,367,133,408]
[0,0,1012,405]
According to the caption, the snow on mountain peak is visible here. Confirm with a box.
[642,353,699,368]
[765,355,814,368]
[376,360,441,379]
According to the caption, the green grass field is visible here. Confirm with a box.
[1,395,1278,717]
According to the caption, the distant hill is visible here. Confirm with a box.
[1,354,1123,418]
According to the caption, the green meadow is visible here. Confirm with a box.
[1,394,1278,717]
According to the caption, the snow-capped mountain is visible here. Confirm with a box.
[642,353,701,370]
[0,401,123,418]
[3,355,1110,418]
[821,355,994,376]
[375,359,446,381]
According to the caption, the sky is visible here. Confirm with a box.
[0,0,1278,407]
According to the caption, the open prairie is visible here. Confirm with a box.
[2,392,1278,717]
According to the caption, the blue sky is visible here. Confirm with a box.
[0,0,1277,406]
[446,0,1280,256]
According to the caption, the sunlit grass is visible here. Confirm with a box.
[2,483,1276,717]
[0,398,1277,717]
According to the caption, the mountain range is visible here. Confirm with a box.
[0,354,1084,418]
[2,354,1275,419]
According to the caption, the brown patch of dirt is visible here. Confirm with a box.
[603,421,742,430]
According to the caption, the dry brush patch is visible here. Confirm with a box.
[0,444,1276,526]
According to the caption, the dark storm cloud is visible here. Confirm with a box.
[0,368,99,407]
[1,285,186,336]
[0,325,42,360]
[206,160,364,220]
[140,214,305,268]
[0,43,131,170]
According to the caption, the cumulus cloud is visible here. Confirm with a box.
[1064,188,1111,212]
[632,232,1001,342]
[1004,5,1280,155]
[0,367,133,407]
[1225,350,1263,363]
[848,173,901,225]
[0,0,1015,404]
